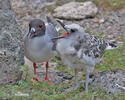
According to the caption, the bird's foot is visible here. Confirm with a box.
[42,77,54,84]
[33,77,39,82]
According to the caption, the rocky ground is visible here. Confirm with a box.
[11,0,125,94]
[0,0,24,85]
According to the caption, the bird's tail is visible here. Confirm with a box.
[106,40,118,50]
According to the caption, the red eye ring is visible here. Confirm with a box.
[39,24,43,28]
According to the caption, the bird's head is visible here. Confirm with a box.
[64,24,82,34]
[28,19,46,38]
[52,20,84,39]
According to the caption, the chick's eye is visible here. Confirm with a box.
[39,24,43,28]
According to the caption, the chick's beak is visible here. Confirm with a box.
[60,32,70,37]
[52,32,69,40]
[52,20,70,40]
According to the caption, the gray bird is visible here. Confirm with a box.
[53,21,117,93]
[23,16,58,82]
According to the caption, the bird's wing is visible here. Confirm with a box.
[72,34,108,59]
[56,38,77,55]
[45,23,58,38]
[45,16,58,38]
[71,34,117,66]
[46,16,56,27]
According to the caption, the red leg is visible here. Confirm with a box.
[33,63,36,74]
[43,62,53,84]
[33,63,39,82]
[44,61,49,81]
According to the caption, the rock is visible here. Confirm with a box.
[56,72,64,77]
[63,75,73,80]
[0,1,24,85]
[57,72,73,80]
[0,0,11,10]
[53,1,98,20]
[61,9,125,37]
[91,70,125,94]
[82,10,125,36]
[92,17,105,23]
[28,0,55,9]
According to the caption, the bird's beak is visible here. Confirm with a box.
[29,27,36,38]
[56,20,69,32]
[52,20,70,40]
[52,32,69,40]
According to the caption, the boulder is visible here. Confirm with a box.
[91,70,125,94]
[53,1,98,20]
[0,0,12,10]
[0,1,24,85]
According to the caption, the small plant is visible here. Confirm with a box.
[19,64,34,81]
[45,5,55,13]
[75,0,125,10]
[93,0,125,10]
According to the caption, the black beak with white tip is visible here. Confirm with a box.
[29,27,36,38]
[30,27,36,33]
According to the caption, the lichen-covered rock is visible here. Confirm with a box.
[91,70,125,94]
[0,0,12,10]
[53,1,98,20]
[0,1,24,85]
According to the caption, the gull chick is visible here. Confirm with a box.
[53,21,117,93]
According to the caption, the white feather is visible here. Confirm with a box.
[106,45,117,50]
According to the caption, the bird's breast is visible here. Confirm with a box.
[24,36,55,62]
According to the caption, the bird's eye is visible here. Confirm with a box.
[39,24,43,28]
[71,29,76,33]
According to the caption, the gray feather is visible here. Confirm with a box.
[45,16,58,50]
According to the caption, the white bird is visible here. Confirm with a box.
[53,21,117,93]
[23,16,58,83]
